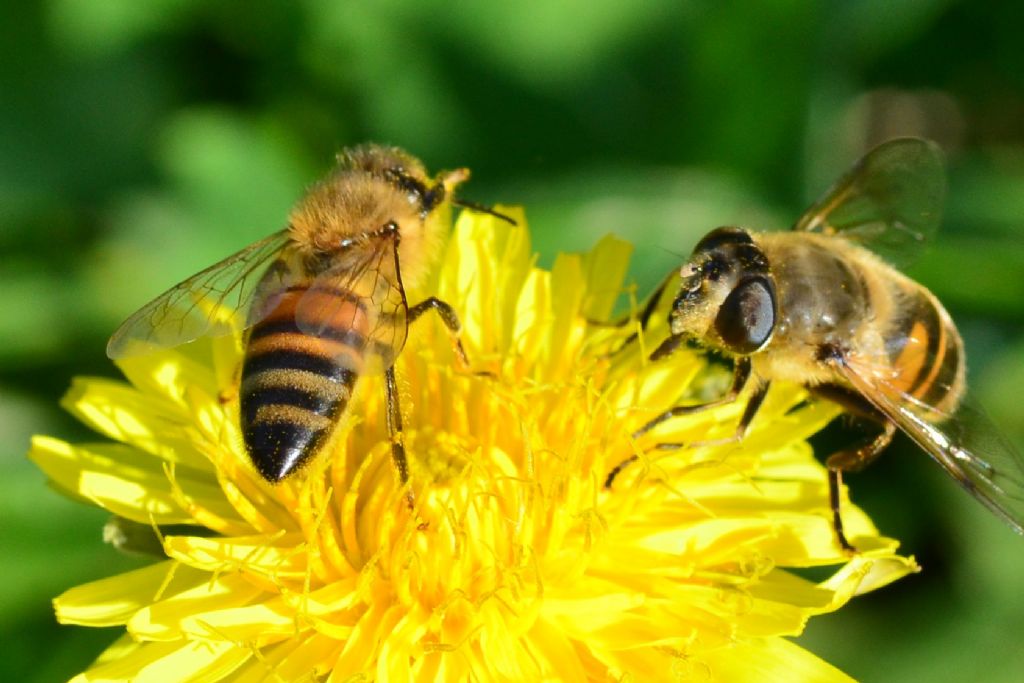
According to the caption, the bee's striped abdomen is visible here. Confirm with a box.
[240,285,369,482]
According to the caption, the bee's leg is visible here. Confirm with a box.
[604,358,755,488]
[407,297,472,367]
[451,198,517,225]
[825,421,896,552]
[384,366,414,507]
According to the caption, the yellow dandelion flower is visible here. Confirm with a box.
[33,209,918,682]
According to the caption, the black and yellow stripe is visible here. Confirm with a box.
[240,285,369,482]
[884,285,963,415]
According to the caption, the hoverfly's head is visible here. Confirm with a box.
[670,226,777,355]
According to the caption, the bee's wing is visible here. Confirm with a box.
[837,352,1024,535]
[794,138,946,266]
[107,230,294,358]
[294,237,408,375]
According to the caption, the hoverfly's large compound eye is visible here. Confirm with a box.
[714,276,776,354]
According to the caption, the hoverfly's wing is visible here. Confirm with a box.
[837,352,1024,536]
[794,138,946,266]
[294,237,408,375]
[107,230,293,358]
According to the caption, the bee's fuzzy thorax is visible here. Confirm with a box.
[287,164,449,289]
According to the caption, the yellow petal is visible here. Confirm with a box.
[133,640,250,683]
[581,232,633,321]
[61,377,211,470]
[162,533,308,580]
[128,573,266,640]
[821,553,920,599]
[116,351,220,412]
[56,561,184,627]
[703,636,856,683]
[29,437,204,524]
[31,435,247,533]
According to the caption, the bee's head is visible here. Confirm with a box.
[339,144,469,219]
[670,226,777,355]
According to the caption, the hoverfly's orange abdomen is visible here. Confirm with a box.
[884,286,964,416]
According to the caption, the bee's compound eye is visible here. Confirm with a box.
[714,276,775,354]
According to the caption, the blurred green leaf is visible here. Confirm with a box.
[437,0,682,89]
[832,0,953,64]
[47,0,195,57]
[912,238,1024,319]
[978,336,1024,446]
[515,165,782,295]
[157,109,313,239]
[0,266,67,359]
[948,151,1024,237]
[82,110,314,328]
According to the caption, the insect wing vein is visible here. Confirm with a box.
[837,354,1024,535]
[107,230,293,358]
[793,138,946,266]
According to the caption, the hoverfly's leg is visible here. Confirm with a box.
[384,366,414,508]
[651,378,770,451]
[633,357,752,438]
[588,272,672,329]
[726,379,769,442]
[825,421,897,552]
[638,274,673,331]
[407,297,471,367]
[808,383,885,422]
[604,360,757,488]
[602,455,638,488]
[648,332,688,362]
[591,272,676,358]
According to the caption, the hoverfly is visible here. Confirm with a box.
[609,138,1024,550]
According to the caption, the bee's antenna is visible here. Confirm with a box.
[453,198,518,226]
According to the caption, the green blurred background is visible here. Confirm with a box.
[3,1,1024,681]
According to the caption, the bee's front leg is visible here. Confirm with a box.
[408,297,466,361]
[408,297,493,375]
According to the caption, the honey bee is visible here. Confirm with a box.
[108,144,509,484]
[610,138,1024,550]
